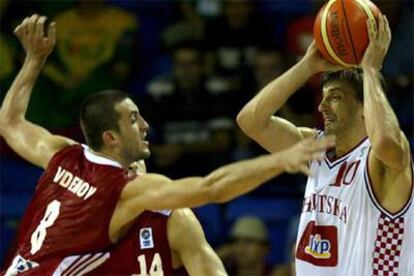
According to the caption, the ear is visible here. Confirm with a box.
[102,130,119,147]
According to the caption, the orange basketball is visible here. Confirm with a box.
[313,0,381,66]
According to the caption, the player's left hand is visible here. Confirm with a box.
[360,15,391,71]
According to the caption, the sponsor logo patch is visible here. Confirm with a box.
[296,221,338,267]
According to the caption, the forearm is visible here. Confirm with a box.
[363,67,406,167]
[237,59,314,131]
[204,153,284,203]
[0,56,45,122]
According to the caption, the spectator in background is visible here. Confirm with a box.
[204,0,275,80]
[143,41,237,177]
[0,33,17,91]
[0,0,18,92]
[378,1,413,140]
[252,47,315,128]
[161,2,206,50]
[217,216,272,276]
[235,47,315,162]
[32,0,138,128]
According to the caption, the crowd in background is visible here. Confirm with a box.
[1,0,413,274]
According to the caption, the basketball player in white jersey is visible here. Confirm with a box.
[237,15,413,275]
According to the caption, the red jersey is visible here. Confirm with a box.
[88,210,187,276]
[3,145,132,275]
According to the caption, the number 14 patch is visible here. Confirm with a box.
[296,221,338,267]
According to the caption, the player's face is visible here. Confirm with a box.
[115,98,150,163]
[319,81,362,135]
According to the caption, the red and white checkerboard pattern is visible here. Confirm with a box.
[372,215,404,276]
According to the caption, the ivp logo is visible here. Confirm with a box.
[296,222,338,266]
[305,234,331,259]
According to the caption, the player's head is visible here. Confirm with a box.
[80,90,150,164]
[319,69,386,136]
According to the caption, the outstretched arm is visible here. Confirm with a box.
[168,209,227,276]
[0,15,75,169]
[110,136,335,234]
[237,42,343,153]
[361,16,410,171]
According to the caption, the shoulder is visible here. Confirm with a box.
[170,209,197,225]
[47,143,82,165]
[168,209,205,248]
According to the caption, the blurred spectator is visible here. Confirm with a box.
[204,0,276,78]
[142,41,236,177]
[217,216,272,276]
[271,217,299,276]
[161,2,205,50]
[284,0,324,61]
[0,0,18,92]
[379,2,413,139]
[237,48,315,159]
[32,0,139,128]
[0,33,17,91]
[251,47,315,127]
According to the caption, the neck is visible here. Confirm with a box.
[334,123,367,157]
[91,148,129,169]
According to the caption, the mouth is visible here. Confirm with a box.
[141,132,149,146]
[323,114,336,125]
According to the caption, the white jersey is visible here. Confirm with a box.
[295,134,414,276]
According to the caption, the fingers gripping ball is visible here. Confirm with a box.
[313,0,381,66]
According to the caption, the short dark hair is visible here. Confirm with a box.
[321,69,387,103]
[80,90,129,151]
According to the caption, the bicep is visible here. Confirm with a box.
[249,116,315,153]
[1,119,75,168]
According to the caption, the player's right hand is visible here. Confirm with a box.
[282,136,336,176]
[14,14,56,61]
[302,41,346,73]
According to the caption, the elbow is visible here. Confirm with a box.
[0,113,11,136]
[237,107,261,137]
[0,114,20,137]
[236,108,250,132]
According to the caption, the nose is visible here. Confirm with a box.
[318,97,328,113]
[140,117,149,131]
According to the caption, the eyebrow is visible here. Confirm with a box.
[323,87,344,96]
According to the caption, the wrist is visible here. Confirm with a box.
[268,153,284,172]
[297,58,318,79]
[25,55,47,66]
[361,65,380,74]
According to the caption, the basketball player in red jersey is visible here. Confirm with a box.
[238,15,413,275]
[89,164,225,275]
[0,15,334,275]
